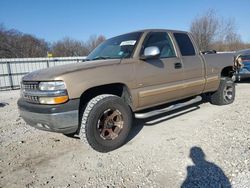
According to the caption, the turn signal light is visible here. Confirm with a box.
[39,96,69,104]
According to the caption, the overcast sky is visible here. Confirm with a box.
[0,0,249,42]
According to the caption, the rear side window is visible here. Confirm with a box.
[143,32,176,58]
[173,33,195,56]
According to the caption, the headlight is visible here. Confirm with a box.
[39,81,66,91]
[20,81,68,104]
[38,81,68,104]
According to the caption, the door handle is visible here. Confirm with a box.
[174,62,182,69]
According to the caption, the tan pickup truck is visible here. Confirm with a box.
[18,29,239,152]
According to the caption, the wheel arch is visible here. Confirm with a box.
[220,66,235,78]
[79,83,133,111]
[76,83,133,135]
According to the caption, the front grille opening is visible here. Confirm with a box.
[23,95,40,103]
[22,81,39,91]
[22,81,40,103]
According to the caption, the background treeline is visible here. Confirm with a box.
[190,10,250,52]
[1,9,250,58]
[0,23,105,58]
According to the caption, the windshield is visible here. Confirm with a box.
[87,32,142,61]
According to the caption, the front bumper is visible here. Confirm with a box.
[18,98,80,134]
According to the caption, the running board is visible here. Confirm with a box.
[135,96,202,119]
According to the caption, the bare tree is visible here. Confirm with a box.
[190,10,218,51]
[216,18,243,51]
[51,35,106,57]
[0,24,49,58]
[19,34,49,57]
[0,27,20,58]
[51,37,89,57]
[86,35,106,53]
[244,43,250,49]
[190,10,244,52]
[1,23,107,58]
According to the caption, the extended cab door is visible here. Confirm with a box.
[173,33,206,97]
[135,32,186,108]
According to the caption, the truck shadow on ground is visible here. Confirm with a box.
[181,146,231,188]
[127,100,205,143]
[67,99,205,141]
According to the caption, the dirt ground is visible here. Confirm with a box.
[0,82,250,188]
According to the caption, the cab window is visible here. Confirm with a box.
[173,33,196,56]
[143,32,176,58]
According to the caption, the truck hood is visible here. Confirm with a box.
[22,59,121,81]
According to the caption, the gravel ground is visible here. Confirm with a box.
[0,82,250,188]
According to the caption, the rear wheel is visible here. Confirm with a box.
[210,77,235,105]
[79,94,132,152]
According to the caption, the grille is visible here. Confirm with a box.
[22,81,40,103]
[22,81,39,91]
[23,95,40,103]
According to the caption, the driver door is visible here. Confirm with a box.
[135,32,185,108]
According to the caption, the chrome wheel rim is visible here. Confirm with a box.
[223,86,233,101]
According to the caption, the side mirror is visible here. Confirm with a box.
[141,46,160,60]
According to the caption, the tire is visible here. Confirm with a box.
[79,94,132,152]
[210,77,235,105]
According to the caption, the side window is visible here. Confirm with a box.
[173,33,195,56]
[143,32,176,58]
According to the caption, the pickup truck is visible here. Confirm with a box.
[18,29,239,152]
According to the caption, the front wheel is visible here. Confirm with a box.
[210,77,235,105]
[79,94,132,152]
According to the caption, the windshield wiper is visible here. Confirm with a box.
[91,56,111,60]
